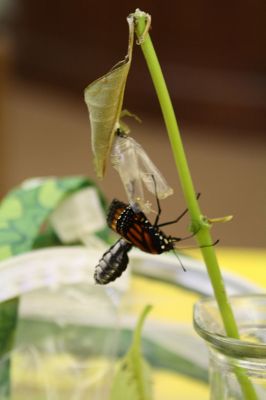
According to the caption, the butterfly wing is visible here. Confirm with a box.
[107,199,166,254]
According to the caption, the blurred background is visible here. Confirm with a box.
[0,1,265,247]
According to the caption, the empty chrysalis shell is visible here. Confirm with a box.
[111,131,173,213]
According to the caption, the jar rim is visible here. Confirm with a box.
[193,294,266,358]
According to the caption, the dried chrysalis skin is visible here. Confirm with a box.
[111,133,145,211]
[111,132,173,212]
[132,138,173,199]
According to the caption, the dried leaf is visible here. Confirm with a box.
[84,16,134,178]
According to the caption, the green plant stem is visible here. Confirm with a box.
[133,11,258,400]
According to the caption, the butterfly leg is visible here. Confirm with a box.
[158,193,201,228]
[150,174,162,226]
[173,237,220,248]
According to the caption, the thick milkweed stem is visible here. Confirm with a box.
[132,9,258,400]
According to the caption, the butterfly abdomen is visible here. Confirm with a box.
[94,238,132,285]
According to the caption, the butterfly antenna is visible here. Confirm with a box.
[173,239,220,251]
[172,248,186,272]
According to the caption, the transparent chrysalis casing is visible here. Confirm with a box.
[111,133,173,213]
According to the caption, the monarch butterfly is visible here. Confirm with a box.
[94,192,196,284]
[106,199,185,254]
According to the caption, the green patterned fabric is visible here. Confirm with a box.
[0,176,106,398]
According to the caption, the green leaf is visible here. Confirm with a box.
[84,15,134,178]
[110,305,153,400]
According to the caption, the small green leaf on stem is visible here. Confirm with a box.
[110,305,153,400]
[207,215,233,224]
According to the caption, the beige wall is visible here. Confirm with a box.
[1,78,265,248]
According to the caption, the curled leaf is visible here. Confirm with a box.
[110,305,153,400]
[84,16,135,178]
[119,109,142,134]
[207,215,233,224]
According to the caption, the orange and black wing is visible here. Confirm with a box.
[107,199,164,254]
[107,199,128,232]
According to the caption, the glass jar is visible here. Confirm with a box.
[193,294,266,400]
